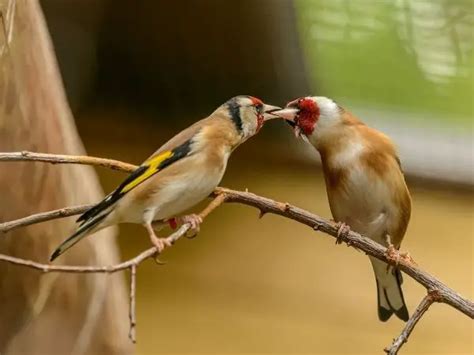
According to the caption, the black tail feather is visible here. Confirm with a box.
[376,269,409,322]
[50,213,108,261]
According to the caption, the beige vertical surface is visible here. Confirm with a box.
[0,0,132,354]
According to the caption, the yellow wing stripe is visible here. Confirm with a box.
[121,151,174,193]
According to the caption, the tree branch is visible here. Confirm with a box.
[0,204,92,233]
[385,290,441,355]
[213,187,474,319]
[0,151,472,349]
[0,151,136,172]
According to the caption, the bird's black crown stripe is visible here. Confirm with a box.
[77,139,193,224]
[226,97,243,133]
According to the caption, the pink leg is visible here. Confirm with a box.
[144,222,172,252]
[384,234,400,266]
[179,214,203,238]
[335,221,351,244]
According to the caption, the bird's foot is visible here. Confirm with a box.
[149,232,173,253]
[335,222,351,245]
[385,244,400,266]
[180,214,203,239]
[400,251,417,265]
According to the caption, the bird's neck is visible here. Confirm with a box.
[198,117,241,157]
[313,112,365,168]
[318,129,365,170]
[312,122,366,201]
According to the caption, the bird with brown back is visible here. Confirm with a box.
[273,96,411,322]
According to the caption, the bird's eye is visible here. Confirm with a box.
[254,103,263,114]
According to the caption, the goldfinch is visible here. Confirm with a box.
[273,97,411,322]
[50,96,280,261]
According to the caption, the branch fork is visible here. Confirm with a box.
[385,290,443,354]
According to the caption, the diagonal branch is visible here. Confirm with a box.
[385,290,442,354]
[213,187,474,319]
[0,151,472,349]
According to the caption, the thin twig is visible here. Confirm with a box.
[0,204,92,233]
[0,247,156,273]
[0,151,136,172]
[129,265,137,343]
[385,290,441,354]
[0,151,473,350]
[200,191,227,218]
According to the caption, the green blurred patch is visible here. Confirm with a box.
[295,0,473,125]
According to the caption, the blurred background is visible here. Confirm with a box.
[3,0,473,353]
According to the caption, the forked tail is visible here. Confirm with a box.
[49,212,109,261]
[370,257,409,322]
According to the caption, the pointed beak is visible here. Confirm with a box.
[272,107,306,140]
[262,104,282,121]
[270,107,299,122]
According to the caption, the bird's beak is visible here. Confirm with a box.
[270,107,299,122]
[262,104,282,121]
[271,107,307,140]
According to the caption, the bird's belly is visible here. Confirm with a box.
[151,168,224,221]
[328,168,392,239]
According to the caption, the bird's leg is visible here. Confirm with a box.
[144,222,173,253]
[383,235,416,265]
[384,234,400,267]
[179,214,203,239]
[151,220,166,232]
[335,221,351,245]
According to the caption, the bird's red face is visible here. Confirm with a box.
[273,97,320,137]
[249,96,265,132]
